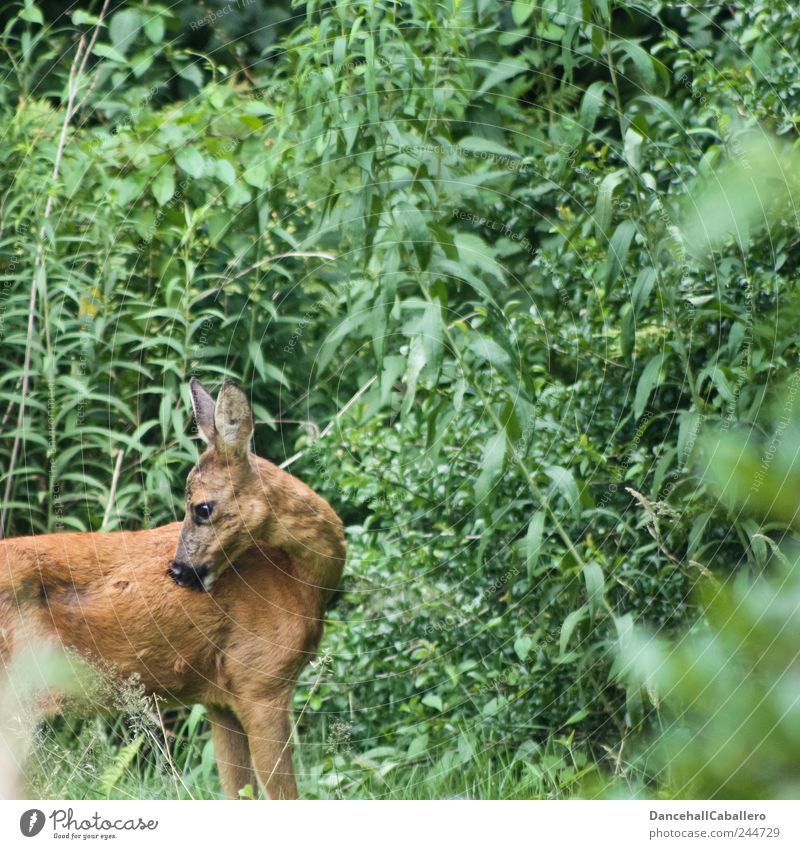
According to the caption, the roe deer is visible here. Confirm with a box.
[0,378,346,799]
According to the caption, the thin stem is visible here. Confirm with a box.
[101,450,125,530]
[0,6,110,538]
[601,25,702,412]
[430,290,587,568]
[71,0,111,116]
[152,698,196,800]
[279,376,377,469]
[224,251,336,286]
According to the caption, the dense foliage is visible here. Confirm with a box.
[1,0,799,798]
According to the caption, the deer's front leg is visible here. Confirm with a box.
[207,706,257,799]
[236,696,298,800]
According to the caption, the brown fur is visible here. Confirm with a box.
[0,381,346,800]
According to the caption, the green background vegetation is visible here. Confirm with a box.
[1,0,799,799]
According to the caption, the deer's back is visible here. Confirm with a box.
[0,524,323,705]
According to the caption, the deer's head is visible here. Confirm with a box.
[169,378,269,591]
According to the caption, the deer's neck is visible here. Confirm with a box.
[253,458,346,609]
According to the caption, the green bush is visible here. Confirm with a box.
[2,0,799,798]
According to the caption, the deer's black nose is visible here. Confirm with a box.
[168,561,209,592]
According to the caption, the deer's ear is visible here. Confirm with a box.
[214,380,254,456]
[189,377,216,444]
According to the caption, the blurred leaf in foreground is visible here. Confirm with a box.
[620,556,800,799]
[681,126,800,255]
[699,377,800,528]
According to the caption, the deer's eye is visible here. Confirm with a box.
[193,502,215,523]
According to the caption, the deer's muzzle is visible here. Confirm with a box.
[168,560,212,592]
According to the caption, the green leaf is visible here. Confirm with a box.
[633,353,665,420]
[364,34,378,125]
[475,431,506,503]
[433,258,492,300]
[525,511,545,578]
[407,734,429,758]
[688,510,712,558]
[560,606,588,656]
[458,136,520,159]
[511,0,535,26]
[632,267,657,317]
[476,61,526,96]
[109,9,141,57]
[175,146,205,178]
[623,127,643,171]
[545,465,581,518]
[397,201,431,270]
[619,40,657,91]
[332,35,346,67]
[243,161,268,190]
[455,232,505,283]
[152,166,175,206]
[632,94,684,129]
[483,697,503,717]
[98,735,144,795]
[457,733,475,765]
[742,518,768,566]
[92,42,127,64]
[583,562,605,617]
[470,335,511,367]
[514,634,533,661]
[71,10,100,25]
[19,3,44,24]
[214,159,236,186]
[178,63,203,88]
[501,397,522,446]
[594,169,625,241]
[579,81,606,134]
[159,390,173,439]
[620,303,635,363]
[677,409,700,465]
[144,15,165,43]
[419,300,443,381]
[612,614,634,675]
[401,335,427,416]
[421,694,443,711]
[604,219,637,289]
[565,708,589,725]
